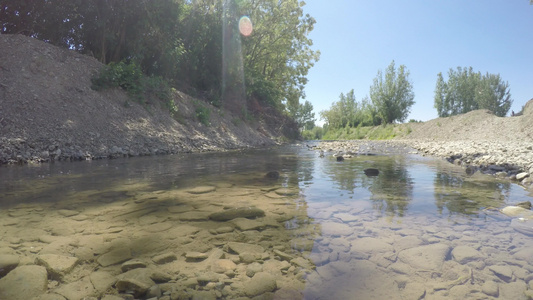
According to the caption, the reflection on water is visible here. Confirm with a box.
[1,144,533,299]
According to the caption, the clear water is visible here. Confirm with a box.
[1,144,533,299]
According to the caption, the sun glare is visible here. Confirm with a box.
[239,16,253,36]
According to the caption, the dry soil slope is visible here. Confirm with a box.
[401,102,533,142]
[0,34,280,164]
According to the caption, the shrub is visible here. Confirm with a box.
[195,105,210,125]
[91,61,176,116]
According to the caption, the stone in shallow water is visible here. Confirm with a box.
[244,272,277,297]
[35,254,79,280]
[152,252,177,264]
[451,245,485,264]
[488,265,513,282]
[97,247,132,267]
[185,252,208,261]
[320,222,352,236]
[510,218,533,236]
[116,268,156,297]
[209,207,265,221]
[231,218,265,231]
[0,265,47,300]
[0,254,19,277]
[227,242,264,255]
[351,237,393,254]
[90,271,116,294]
[186,186,216,194]
[500,206,533,218]
[398,243,451,270]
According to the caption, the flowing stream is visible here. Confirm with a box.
[1,143,533,299]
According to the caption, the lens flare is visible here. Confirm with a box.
[239,16,253,36]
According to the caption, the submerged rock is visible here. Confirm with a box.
[244,272,277,297]
[500,206,533,218]
[209,207,265,221]
[363,168,379,176]
[265,171,280,179]
[510,218,533,236]
[0,265,48,300]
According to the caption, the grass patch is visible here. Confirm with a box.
[321,124,398,140]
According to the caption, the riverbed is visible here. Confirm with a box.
[1,143,533,299]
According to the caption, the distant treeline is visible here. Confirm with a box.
[1,0,319,119]
[315,62,513,140]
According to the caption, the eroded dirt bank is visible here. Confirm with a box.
[0,34,294,165]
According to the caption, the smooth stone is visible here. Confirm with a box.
[0,265,48,300]
[121,259,147,272]
[291,257,314,269]
[244,272,277,297]
[513,247,533,264]
[152,252,177,264]
[351,237,393,254]
[90,271,116,294]
[500,206,533,218]
[510,218,533,236]
[398,243,451,270]
[231,218,265,231]
[186,186,216,194]
[482,281,499,297]
[35,254,79,280]
[273,249,294,262]
[0,254,20,276]
[488,265,513,282]
[321,222,353,236]
[451,245,485,264]
[185,252,208,261]
[212,259,236,274]
[97,247,132,267]
[275,188,298,196]
[516,172,530,181]
[246,262,264,277]
[227,242,264,255]
[363,168,379,176]
[116,268,156,297]
[150,270,172,283]
[209,207,265,221]
[54,276,95,300]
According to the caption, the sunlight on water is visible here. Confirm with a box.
[1,145,533,299]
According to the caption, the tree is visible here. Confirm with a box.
[319,90,381,129]
[434,67,513,117]
[474,73,512,117]
[369,60,415,124]
[291,100,315,131]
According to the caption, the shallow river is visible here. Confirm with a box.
[1,143,533,299]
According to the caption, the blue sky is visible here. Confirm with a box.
[302,1,533,124]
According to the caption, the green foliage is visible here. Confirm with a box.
[91,61,176,115]
[195,104,211,126]
[369,60,415,124]
[434,67,512,117]
[301,126,324,140]
[320,90,381,129]
[289,100,316,131]
[321,124,397,140]
[2,0,319,124]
